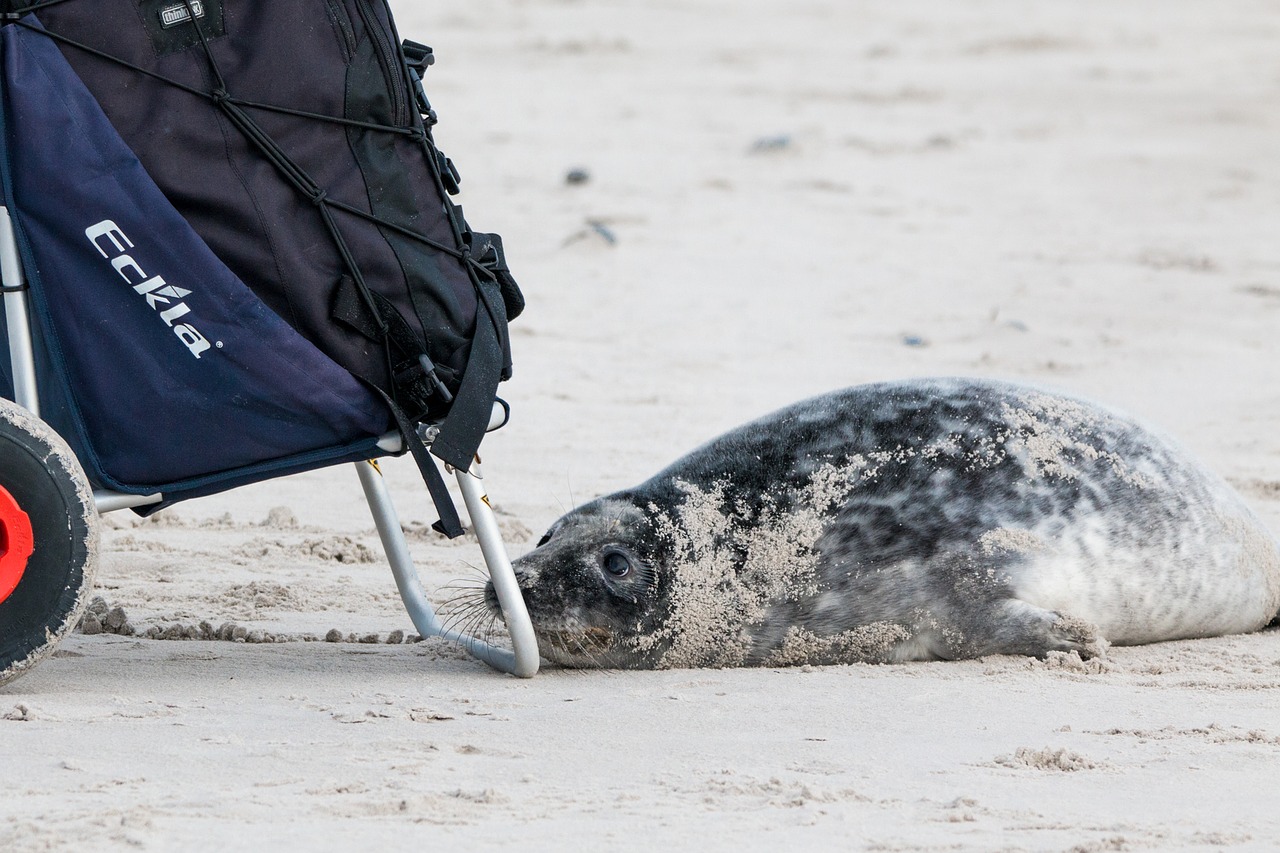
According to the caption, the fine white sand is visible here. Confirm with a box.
[5,0,1280,849]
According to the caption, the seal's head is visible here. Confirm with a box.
[487,498,670,667]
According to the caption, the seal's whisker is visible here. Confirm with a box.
[457,560,491,581]
[440,599,490,635]
[476,608,503,639]
[563,632,606,671]
[453,604,486,633]
[439,612,471,637]
[437,590,487,619]
[439,595,480,619]
[437,574,487,592]
[451,601,490,631]
[460,613,488,644]
[437,583,486,602]
[437,586,484,607]
[547,625,601,671]
[474,612,501,646]
[450,610,493,649]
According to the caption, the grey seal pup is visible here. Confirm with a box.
[487,378,1280,668]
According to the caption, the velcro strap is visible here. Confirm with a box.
[331,275,426,360]
[330,274,382,341]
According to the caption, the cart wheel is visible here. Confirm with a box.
[0,398,98,686]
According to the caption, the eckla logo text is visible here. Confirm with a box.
[86,220,213,359]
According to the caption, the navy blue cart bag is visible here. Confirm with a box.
[0,0,544,683]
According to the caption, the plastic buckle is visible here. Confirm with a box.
[417,354,454,404]
[401,39,439,127]
[401,39,435,75]
[437,151,461,195]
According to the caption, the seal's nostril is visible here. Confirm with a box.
[483,584,501,612]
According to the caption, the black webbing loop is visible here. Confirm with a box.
[316,204,388,338]
[331,276,424,361]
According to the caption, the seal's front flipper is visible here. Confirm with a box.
[1044,612,1110,659]
[964,599,1109,659]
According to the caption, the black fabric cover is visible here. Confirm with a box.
[23,0,519,454]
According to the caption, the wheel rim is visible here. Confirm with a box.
[0,483,34,605]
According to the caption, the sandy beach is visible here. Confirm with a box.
[5,0,1280,849]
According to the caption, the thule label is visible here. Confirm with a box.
[86,220,213,359]
[160,1,205,28]
[140,0,224,56]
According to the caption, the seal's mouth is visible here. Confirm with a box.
[482,576,617,666]
[536,626,616,667]
[543,626,614,652]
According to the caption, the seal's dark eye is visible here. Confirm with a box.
[601,550,632,578]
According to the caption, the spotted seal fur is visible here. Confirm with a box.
[487,378,1280,668]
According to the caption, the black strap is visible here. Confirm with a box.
[373,388,464,538]
[430,279,505,470]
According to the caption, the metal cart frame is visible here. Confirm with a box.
[0,206,541,678]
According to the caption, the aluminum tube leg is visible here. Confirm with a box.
[357,460,445,638]
[454,461,540,678]
[357,459,540,677]
[0,207,40,416]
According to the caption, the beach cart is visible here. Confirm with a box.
[0,0,540,682]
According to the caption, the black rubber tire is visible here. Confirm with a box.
[0,398,98,686]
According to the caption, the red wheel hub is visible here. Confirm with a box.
[0,484,34,604]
